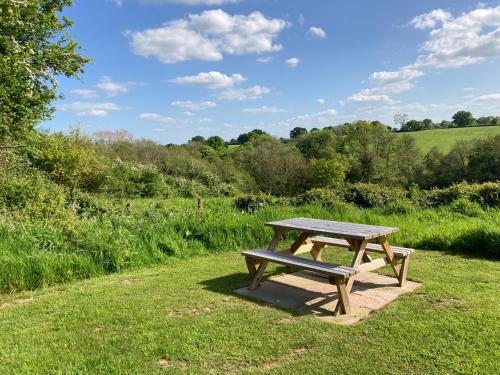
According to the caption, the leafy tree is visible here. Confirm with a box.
[296,129,338,159]
[452,111,476,127]
[0,0,90,142]
[290,127,308,139]
[467,136,500,182]
[422,118,433,129]
[393,113,408,129]
[206,136,226,150]
[238,139,308,195]
[236,129,268,144]
[307,158,347,188]
[190,135,205,143]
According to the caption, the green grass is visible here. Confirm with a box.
[395,126,500,153]
[1,198,498,293]
[0,249,498,374]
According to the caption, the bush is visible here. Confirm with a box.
[383,199,415,215]
[427,182,500,207]
[295,188,343,206]
[100,162,171,198]
[471,182,500,207]
[449,198,484,217]
[343,183,407,208]
[234,194,289,212]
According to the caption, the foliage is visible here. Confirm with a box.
[452,111,476,127]
[295,129,338,159]
[449,198,484,217]
[234,194,289,212]
[383,199,415,215]
[289,126,308,139]
[0,0,89,142]
[343,183,408,208]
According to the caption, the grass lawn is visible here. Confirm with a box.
[395,126,500,153]
[1,248,498,374]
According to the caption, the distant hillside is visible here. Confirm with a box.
[396,126,500,153]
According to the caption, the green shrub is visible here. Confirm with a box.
[427,182,500,207]
[295,188,343,206]
[383,199,415,214]
[101,162,171,198]
[234,194,289,212]
[343,183,407,208]
[470,182,500,207]
[449,198,484,217]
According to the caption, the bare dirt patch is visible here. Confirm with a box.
[158,358,188,370]
[0,297,36,309]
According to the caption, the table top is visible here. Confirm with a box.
[266,217,399,240]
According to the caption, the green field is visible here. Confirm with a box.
[1,247,498,374]
[396,126,500,153]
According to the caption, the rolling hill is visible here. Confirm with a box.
[396,126,500,153]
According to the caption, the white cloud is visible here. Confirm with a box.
[129,9,289,63]
[347,92,393,103]
[472,93,500,101]
[96,75,143,96]
[279,109,345,128]
[139,113,176,123]
[307,26,326,39]
[171,71,246,89]
[78,109,108,117]
[171,100,217,110]
[217,85,271,100]
[59,101,124,116]
[285,57,300,67]
[242,105,286,113]
[317,98,325,104]
[412,5,500,68]
[257,56,273,63]
[347,5,500,105]
[70,89,99,99]
[410,9,452,29]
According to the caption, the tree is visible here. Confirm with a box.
[94,129,134,143]
[290,127,308,139]
[393,113,408,130]
[467,136,500,182]
[236,129,268,144]
[452,111,476,127]
[422,119,433,129]
[190,135,205,143]
[307,158,347,188]
[296,129,338,159]
[0,0,90,142]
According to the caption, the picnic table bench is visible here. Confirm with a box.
[242,217,414,315]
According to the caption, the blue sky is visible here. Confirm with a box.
[46,0,500,144]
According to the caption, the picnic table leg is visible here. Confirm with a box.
[333,239,367,315]
[310,243,325,262]
[333,277,351,315]
[379,236,403,284]
[248,228,284,290]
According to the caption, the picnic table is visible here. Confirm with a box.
[242,217,414,315]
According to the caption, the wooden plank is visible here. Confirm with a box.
[242,250,356,279]
[266,218,399,240]
[310,243,325,262]
[398,254,410,287]
[379,237,401,279]
[245,257,257,278]
[310,236,414,256]
[334,279,351,315]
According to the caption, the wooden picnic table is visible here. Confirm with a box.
[244,217,413,315]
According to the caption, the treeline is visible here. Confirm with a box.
[397,111,500,132]
[2,121,498,208]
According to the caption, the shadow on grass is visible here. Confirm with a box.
[417,228,499,260]
[199,267,310,316]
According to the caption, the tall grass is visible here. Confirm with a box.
[0,198,498,293]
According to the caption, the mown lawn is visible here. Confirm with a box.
[1,248,498,374]
[395,125,500,153]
